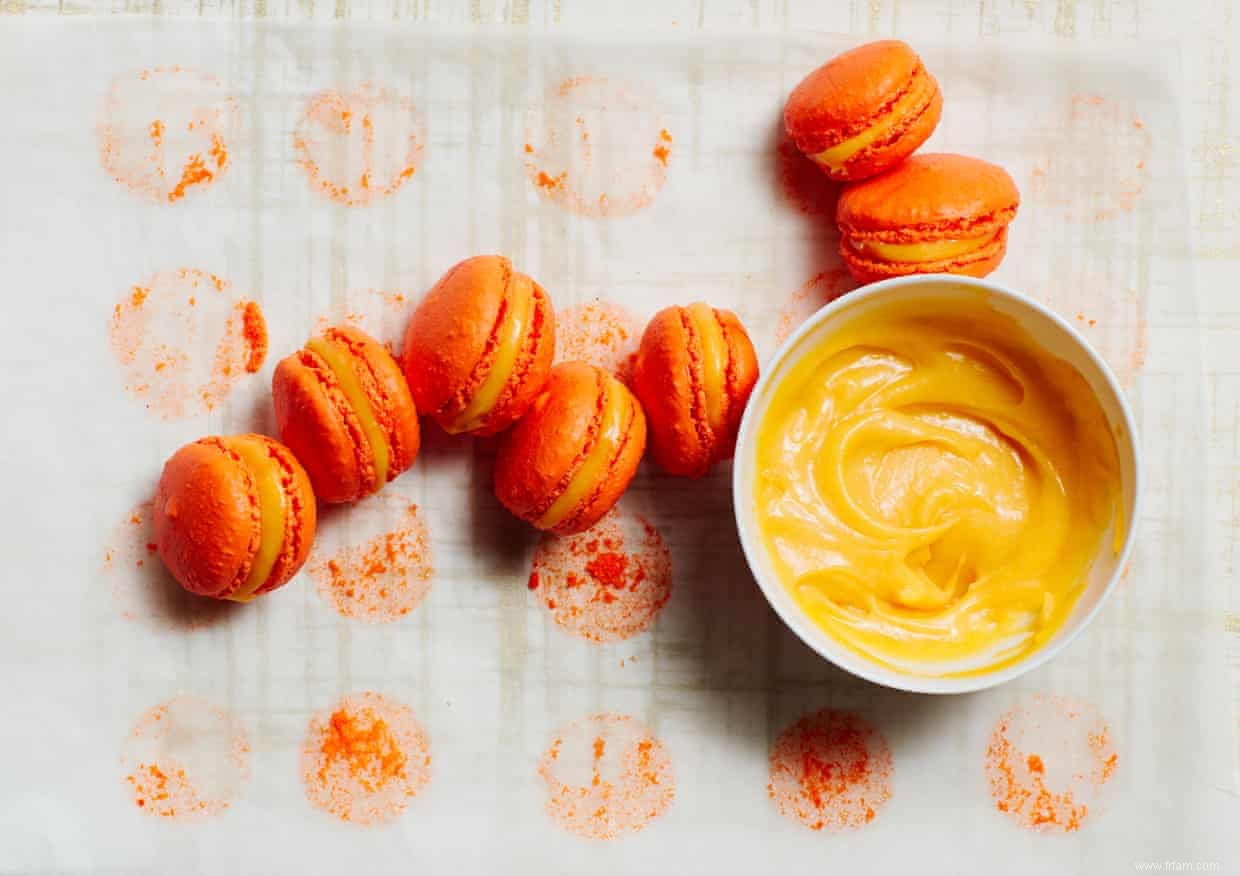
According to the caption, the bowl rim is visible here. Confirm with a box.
[731,272,1143,694]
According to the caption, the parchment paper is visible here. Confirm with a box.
[0,21,1232,874]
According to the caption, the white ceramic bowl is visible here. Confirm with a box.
[733,274,1141,694]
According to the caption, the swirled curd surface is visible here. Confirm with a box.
[754,302,1121,676]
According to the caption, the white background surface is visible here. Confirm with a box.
[0,3,1237,874]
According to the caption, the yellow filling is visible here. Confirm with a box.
[851,234,996,264]
[226,436,287,603]
[536,377,627,530]
[686,302,727,434]
[812,84,929,171]
[306,337,390,487]
[450,282,533,434]
[753,301,1121,677]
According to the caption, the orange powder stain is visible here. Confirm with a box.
[528,509,672,644]
[301,691,431,825]
[774,269,855,348]
[294,83,426,207]
[98,67,236,204]
[308,498,433,624]
[108,268,266,420]
[537,713,674,840]
[777,136,840,217]
[524,76,672,218]
[767,709,893,832]
[1029,95,1150,222]
[121,696,251,820]
[554,299,641,384]
[985,695,1119,833]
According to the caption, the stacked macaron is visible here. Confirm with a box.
[784,40,1020,283]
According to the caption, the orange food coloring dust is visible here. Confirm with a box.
[523,76,672,218]
[528,510,672,644]
[537,713,674,840]
[302,691,431,825]
[309,499,433,624]
[121,697,251,821]
[554,299,641,384]
[767,709,893,832]
[984,695,1118,833]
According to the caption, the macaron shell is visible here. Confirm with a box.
[836,153,1021,238]
[404,254,552,434]
[249,436,318,596]
[554,380,645,535]
[634,306,759,477]
[323,325,421,478]
[493,362,603,522]
[272,348,376,504]
[715,308,760,462]
[153,438,260,599]
[831,80,942,182]
[840,226,1009,284]
[468,277,556,438]
[493,362,644,534]
[633,307,712,477]
[784,40,922,155]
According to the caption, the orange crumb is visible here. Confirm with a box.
[302,691,430,825]
[241,301,268,373]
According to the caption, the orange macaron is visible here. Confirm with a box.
[784,39,942,182]
[154,434,317,602]
[633,303,759,478]
[272,325,421,504]
[493,362,646,535]
[836,153,1020,284]
[403,255,556,437]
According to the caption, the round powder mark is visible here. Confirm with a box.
[528,509,672,644]
[121,696,251,820]
[308,495,434,624]
[294,83,426,207]
[98,67,237,204]
[554,299,641,384]
[767,709,894,832]
[985,695,1119,833]
[537,713,674,840]
[102,499,235,629]
[108,268,267,420]
[314,287,415,353]
[773,269,855,348]
[524,76,672,218]
[302,691,431,825]
[777,136,840,218]
[1028,95,1150,223]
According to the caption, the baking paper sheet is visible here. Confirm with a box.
[0,20,1233,874]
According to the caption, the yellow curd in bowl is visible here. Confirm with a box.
[753,301,1122,677]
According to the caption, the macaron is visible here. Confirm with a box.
[835,153,1020,284]
[784,40,942,182]
[272,325,420,504]
[153,434,317,602]
[493,362,646,535]
[403,255,555,436]
[633,303,759,478]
